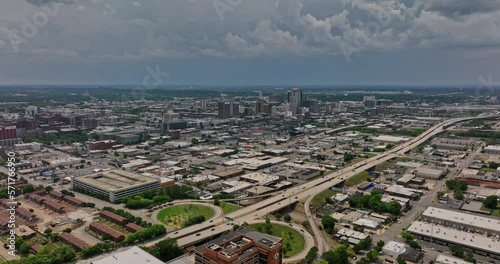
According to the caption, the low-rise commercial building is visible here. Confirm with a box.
[72,170,160,202]
[335,228,368,245]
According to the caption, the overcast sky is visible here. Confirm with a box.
[1,0,500,86]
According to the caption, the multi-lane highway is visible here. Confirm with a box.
[142,113,498,256]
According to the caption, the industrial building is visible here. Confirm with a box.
[192,227,282,264]
[72,169,161,202]
[408,221,500,259]
[434,254,473,264]
[415,167,444,179]
[484,145,500,155]
[421,207,500,236]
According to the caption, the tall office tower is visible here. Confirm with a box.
[231,101,240,117]
[287,88,303,115]
[255,99,266,114]
[302,99,319,113]
[363,96,376,108]
[218,101,232,119]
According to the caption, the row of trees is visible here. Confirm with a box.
[123,224,166,244]
[25,130,89,145]
[80,242,119,258]
[123,185,199,209]
[5,244,76,264]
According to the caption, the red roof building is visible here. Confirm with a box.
[59,232,89,251]
[100,210,128,225]
[89,222,125,242]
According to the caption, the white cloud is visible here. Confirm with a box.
[0,0,497,62]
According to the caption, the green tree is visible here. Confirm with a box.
[450,244,464,258]
[453,190,464,200]
[323,244,349,264]
[304,246,318,264]
[464,252,476,264]
[483,195,498,209]
[321,215,335,234]
[22,184,35,194]
[148,238,185,262]
[284,214,292,222]
[386,201,402,215]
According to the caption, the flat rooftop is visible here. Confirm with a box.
[91,246,163,264]
[408,221,500,255]
[435,254,473,264]
[74,170,159,191]
[422,207,500,234]
[240,172,280,185]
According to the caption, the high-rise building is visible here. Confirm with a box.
[287,88,303,115]
[0,126,17,140]
[302,99,319,113]
[269,94,286,103]
[231,102,240,117]
[363,96,376,108]
[255,99,265,114]
[218,101,232,119]
[193,227,283,264]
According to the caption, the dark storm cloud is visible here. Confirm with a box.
[424,0,500,18]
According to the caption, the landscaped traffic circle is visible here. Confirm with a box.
[249,223,306,258]
[156,204,215,229]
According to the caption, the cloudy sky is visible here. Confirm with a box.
[0,0,500,85]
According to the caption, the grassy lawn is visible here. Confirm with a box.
[219,201,240,214]
[249,223,305,258]
[481,205,500,217]
[157,204,214,229]
[364,153,377,158]
[492,209,500,217]
[376,161,393,170]
[345,171,370,187]
[310,189,336,212]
